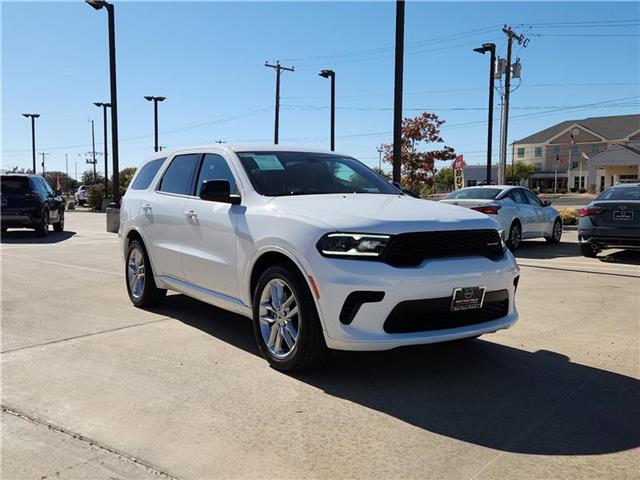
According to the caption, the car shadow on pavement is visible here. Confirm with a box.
[0,230,76,244]
[153,294,640,457]
[597,250,640,266]
[514,240,580,260]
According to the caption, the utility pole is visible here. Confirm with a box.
[265,61,294,144]
[39,152,49,176]
[65,154,69,193]
[499,25,527,184]
[392,0,405,184]
[377,147,383,170]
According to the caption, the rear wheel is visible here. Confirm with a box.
[546,218,562,244]
[580,243,598,258]
[252,265,327,371]
[507,222,521,251]
[35,210,49,237]
[126,240,166,307]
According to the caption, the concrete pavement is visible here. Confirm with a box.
[1,212,639,479]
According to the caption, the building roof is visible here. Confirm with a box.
[589,143,640,167]
[514,114,640,144]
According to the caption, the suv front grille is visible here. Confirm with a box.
[382,229,503,267]
[384,289,509,334]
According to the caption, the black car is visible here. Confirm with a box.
[1,174,65,237]
[578,183,640,257]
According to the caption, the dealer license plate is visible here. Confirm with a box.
[451,286,486,312]
[613,210,633,221]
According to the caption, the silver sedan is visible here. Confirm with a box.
[441,185,562,250]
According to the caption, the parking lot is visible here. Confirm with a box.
[1,211,639,479]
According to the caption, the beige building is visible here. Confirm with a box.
[512,114,640,192]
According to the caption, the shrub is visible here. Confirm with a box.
[559,208,579,225]
[579,188,587,194]
[87,184,105,211]
[570,188,578,193]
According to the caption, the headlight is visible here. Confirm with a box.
[317,233,391,259]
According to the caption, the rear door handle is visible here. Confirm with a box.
[142,203,152,214]
[185,210,198,220]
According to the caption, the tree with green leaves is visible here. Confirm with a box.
[81,169,105,186]
[433,167,454,193]
[117,167,137,192]
[506,161,537,184]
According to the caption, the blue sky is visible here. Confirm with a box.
[2,1,639,177]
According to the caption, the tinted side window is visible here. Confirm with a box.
[31,177,47,194]
[195,154,238,196]
[524,190,542,206]
[132,158,165,190]
[158,154,199,195]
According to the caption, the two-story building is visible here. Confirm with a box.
[511,114,640,192]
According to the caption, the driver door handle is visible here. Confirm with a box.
[142,203,153,214]
[185,209,198,220]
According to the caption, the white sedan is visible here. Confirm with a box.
[441,185,562,250]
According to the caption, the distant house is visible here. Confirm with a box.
[512,114,640,192]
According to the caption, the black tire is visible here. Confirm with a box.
[580,243,598,258]
[506,221,521,251]
[35,209,49,237]
[545,218,562,244]
[53,210,64,232]
[125,239,167,307]
[252,264,328,372]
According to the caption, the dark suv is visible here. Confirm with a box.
[1,174,65,237]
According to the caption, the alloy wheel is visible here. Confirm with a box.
[258,278,300,359]
[510,224,521,250]
[553,221,562,242]
[127,247,146,300]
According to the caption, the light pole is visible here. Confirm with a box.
[473,43,496,185]
[90,119,97,183]
[94,102,111,195]
[377,147,383,170]
[86,0,121,205]
[318,69,336,151]
[22,113,40,173]
[144,96,166,152]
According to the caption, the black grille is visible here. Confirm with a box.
[340,291,385,325]
[384,289,509,334]
[382,229,504,267]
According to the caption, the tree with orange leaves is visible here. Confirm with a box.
[379,112,456,193]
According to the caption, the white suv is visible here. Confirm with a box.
[120,146,519,371]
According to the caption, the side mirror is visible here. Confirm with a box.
[199,179,241,205]
[543,200,552,207]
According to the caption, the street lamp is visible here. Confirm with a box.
[318,69,336,151]
[22,113,40,173]
[94,102,111,195]
[144,96,166,152]
[473,42,496,185]
[85,0,121,205]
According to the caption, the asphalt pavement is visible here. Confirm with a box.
[1,212,639,479]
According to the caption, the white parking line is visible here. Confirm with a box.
[0,252,121,277]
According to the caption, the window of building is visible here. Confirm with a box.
[534,147,543,157]
[131,158,165,190]
[195,154,238,196]
[534,162,543,171]
[158,154,199,195]
[517,148,525,158]
[574,177,580,189]
[552,146,560,156]
[571,145,579,155]
[591,144,601,154]
[466,180,478,187]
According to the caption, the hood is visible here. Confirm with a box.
[269,194,501,234]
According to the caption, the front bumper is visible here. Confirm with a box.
[311,251,520,351]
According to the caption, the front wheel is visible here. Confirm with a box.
[546,219,562,244]
[252,265,327,371]
[53,211,64,232]
[126,240,167,307]
[580,243,598,258]
[35,210,49,237]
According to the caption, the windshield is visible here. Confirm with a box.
[443,187,502,200]
[236,151,399,196]
[596,185,640,201]
[1,176,30,194]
